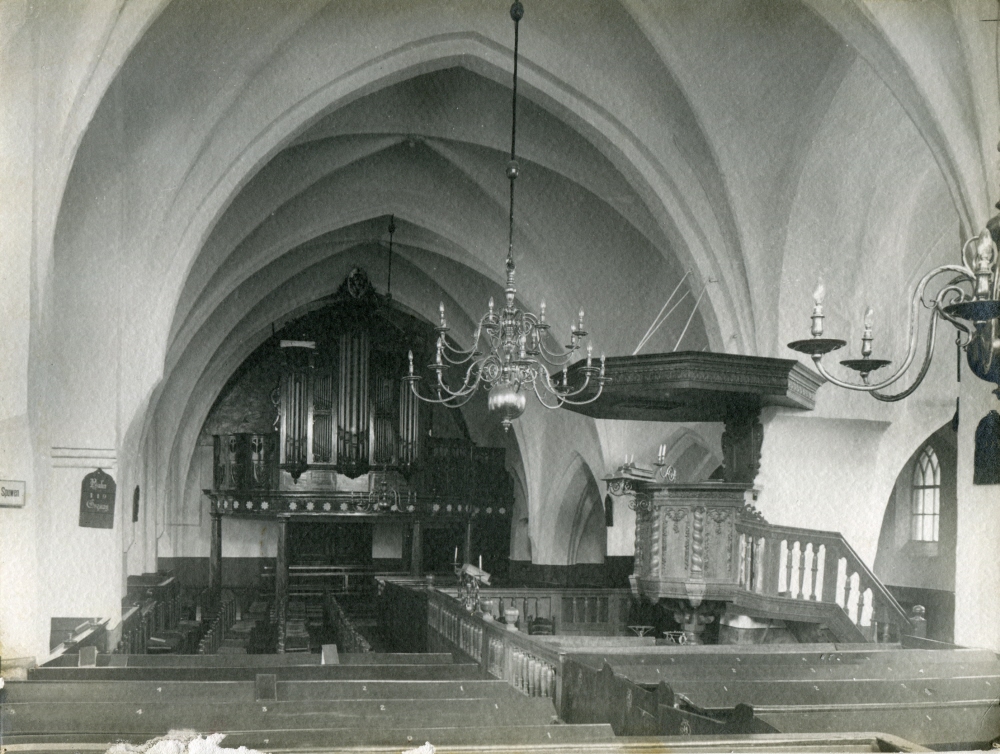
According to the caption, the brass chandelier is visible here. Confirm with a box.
[788,217,1000,402]
[403,1,607,432]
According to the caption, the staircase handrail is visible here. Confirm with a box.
[737,517,909,628]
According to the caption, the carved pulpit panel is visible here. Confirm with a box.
[632,483,750,605]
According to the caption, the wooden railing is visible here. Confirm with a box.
[426,589,561,702]
[437,587,629,636]
[735,520,909,641]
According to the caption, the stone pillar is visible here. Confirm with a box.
[954,379,1000,651]
[410,519,423,577]
[208,507,222,603]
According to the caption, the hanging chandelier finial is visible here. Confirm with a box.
[401,1,608,431]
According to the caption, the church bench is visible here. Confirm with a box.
[754,701,1000,748]
[0,696,558,737]
[26,663,486,682]
[41,651,454,667]
[568,646,997,669]
[1,678,515,704]
[643,674,1000,709]
[0,723,617,750]
[601,659,1000,683]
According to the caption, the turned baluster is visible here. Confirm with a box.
[777,539,789,594]
[860,587,874,628]
[801,543,814,600]
[846,572,861,624]
[754,537,766,593]
[834,558,848,608]
[789,541,802,598]
[809,543,822,600]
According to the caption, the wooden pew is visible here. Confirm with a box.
[0,730,929,752]
[1,678,514,704]
[629,674,1000,708]
[606,663,1000,747]
[0,724,619,750]
[594,658,999,682]
[41,651,454,667]
[567,645,998,668]
[26,663,485,682]
[0,696,558,739]
[560,660,774,737]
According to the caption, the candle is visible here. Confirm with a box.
[600,353,606,377]
[810,278,826,337]
[539,301,546,323]
[586,343,593,367]
[439,302,447,328]
[479,555,483,570]
[408,350,414,375]
[862,306,874,357]
[488,297,495,317]
[578,308,585,330]
[454,546,458,563]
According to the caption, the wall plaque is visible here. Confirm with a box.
[79,468,116,528]
[0,480,26,508]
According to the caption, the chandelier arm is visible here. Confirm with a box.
[440,347,480,366]
[439,326,486,359]
[812,264,971,391]
[539,377,605,406]
[536,341,579,363]
[538,365,594,398]
[531,378,566,409]
[869,308,943,402]
[407,378,478,406]
[433,361,484,398]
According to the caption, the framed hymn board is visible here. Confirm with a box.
[79,468,116,529]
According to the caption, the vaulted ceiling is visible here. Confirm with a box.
[35,0,997,526]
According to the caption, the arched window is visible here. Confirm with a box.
[911,446,940,542]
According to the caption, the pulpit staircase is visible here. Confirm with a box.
[731,518,909,643]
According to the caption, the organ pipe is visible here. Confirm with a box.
[399,378,420,469]
[279,340,315,481]
[337,330,370,477]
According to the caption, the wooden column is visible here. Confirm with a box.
[410,519,423,577]
[209,508,222,604]
[464,518,473,566]
[276,516,289,633]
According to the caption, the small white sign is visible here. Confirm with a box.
[0,480,26,507]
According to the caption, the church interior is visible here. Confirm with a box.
[2,0,1000,750]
